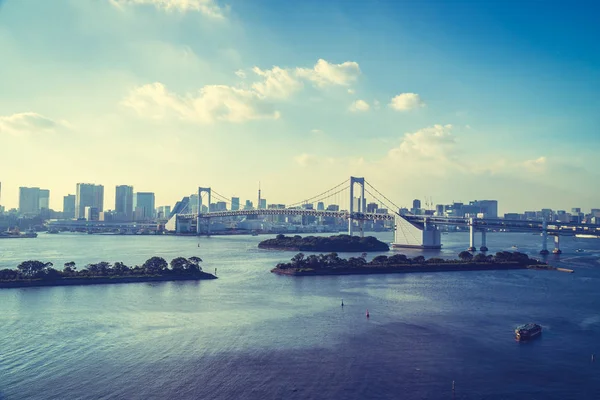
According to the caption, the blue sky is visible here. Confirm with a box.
[0,0,599,213]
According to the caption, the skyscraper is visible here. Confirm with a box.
[134,192,155,221]
[115,185,134,221]
[39,189,50,210]
[63,194,76,219]
[76,183,104,219]
[231,197,240,211]
[259,198,267,210]
[19,187,45,215]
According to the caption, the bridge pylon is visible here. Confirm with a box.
[349,177,365,237]
[197,187,211,235]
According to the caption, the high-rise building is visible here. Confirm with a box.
[156,205,172,219]
[366,202,378,213]
[115,185,134,221]
[19,187,39,215]
[317,202,325,211]
[38,189,50,211]
[259,199,267,210]
[435,204,445,216]
[84,206,99,221]
[412,199,421,212]
[231,197,240,211]
[216,201,227,211]
[244,200,253,210]
[76,183,104,219]
[469,200,498,219]
[63,194,76,219]
[134,192,155,221]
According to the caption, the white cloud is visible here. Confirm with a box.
[373,99,380,109]
[110,0,227,19]
[349,99,370,112]
[122,82,280,123]
[389,93,425,111]
[523,156,547,173]
[235,69,246,79]
[294,153,317,167]
[347,89,355,94]
[251,66,303,99]
[295,59,361,87]
[390,124,455,160]
[0,112,69,136]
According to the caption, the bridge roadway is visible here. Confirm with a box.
[403,216,600,236]
[178,209,394,221]
[180,210,600,236]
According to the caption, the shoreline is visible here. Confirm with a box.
[271,262,563,276]
[0,273,217,289]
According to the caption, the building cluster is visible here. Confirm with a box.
[503,208,600,225]
[3,183,170,223]
[408,199,499,219]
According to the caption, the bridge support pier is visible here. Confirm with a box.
[348,177,365,237]
[480,230,488,252]
[468,218,476,251]
[552,235,562,254]
[197,187,211,235]
[540,219,549,255]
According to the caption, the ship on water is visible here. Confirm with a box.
[515,323,542,341]
[0,229,38,239]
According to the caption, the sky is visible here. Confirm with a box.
[1,0,599,214]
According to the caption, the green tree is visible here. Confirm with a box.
[458,251,474,261]
[143,257,168,274]
[187,256,203,272]
[170,257,189,273]
[17,260,48,277]
[372,255,388,264]
[412,255,426,264]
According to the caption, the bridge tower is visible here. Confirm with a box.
[349,177,365,237]
[197,187,211,235]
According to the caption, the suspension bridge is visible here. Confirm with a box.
[165,176,600,254]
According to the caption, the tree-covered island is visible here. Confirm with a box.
[272,251,561,276]
[258,234,390,252]
[0,256,216,289]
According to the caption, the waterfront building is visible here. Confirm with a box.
[244,200,253,210]
[469,200,498,219]
[366,202,378,213]
[412,199,421,215]
[216,201,227,211]
[19,187,41,215]
[39,189,50,211]
[63,194,76,219]
[115,185,134,221]
[84,206,99,221]
[231,197,240,211]
[259,199,267,210]
[134,192,155,221]
[317,202,325,211]
[76,183,104,219]
[326,204,339,211]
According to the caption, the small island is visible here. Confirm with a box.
[272,251,562,276]
[0,256,216,289]
[258,234,390,252]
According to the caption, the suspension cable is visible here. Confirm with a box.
[364,180,402,214]
[286,178,349,208]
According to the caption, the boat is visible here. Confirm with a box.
[515,323,542,341]
[511,245,518,249]
[0,230,37,239]
[47,228,59,234]
[575,249,585,253]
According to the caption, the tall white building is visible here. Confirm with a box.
[76,183,104,219]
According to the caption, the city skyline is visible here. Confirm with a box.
[1,1,599,213]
